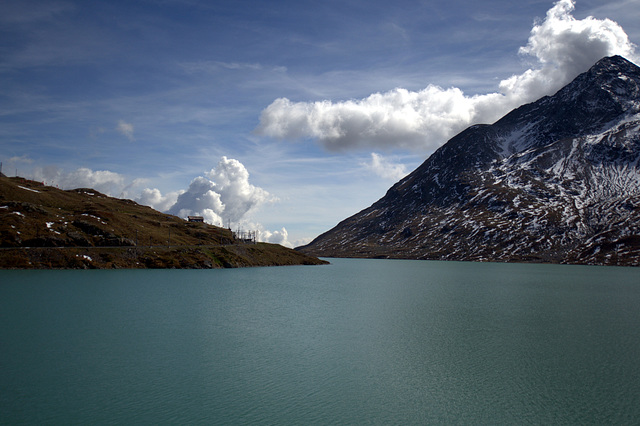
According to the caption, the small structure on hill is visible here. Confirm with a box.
[233,229,257,244]
[187,216,204,223]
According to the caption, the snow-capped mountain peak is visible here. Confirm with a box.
[299,56,640,266]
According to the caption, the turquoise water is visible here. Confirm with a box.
[1,259,640,424]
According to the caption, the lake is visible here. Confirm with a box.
[1,258,640,424]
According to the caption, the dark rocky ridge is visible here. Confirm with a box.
[0,176,327,269]
[299,56,640,266]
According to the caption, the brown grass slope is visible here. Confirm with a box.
[0,176,327,269]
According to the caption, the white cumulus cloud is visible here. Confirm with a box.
[150,157,274,228]
[229,221,294,248]
[31,166,129,195]
[499,0,637,100]
[259,226,291,247]
[147,158,290,245]
[167,176,226,225]
[363,153,408,181]
[137,187,183,213]
[255,0,638,152]
[22,160,292,246]
[135,157,291,246]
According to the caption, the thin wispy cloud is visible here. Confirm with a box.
[8,155,33,164]
[256,0,638,152]
[0,1,73,24]
[116,120,135,141]
[180,61,287,74]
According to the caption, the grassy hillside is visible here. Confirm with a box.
[0,175,327,269]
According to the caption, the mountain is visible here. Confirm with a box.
[298,56,640,266]
[0,175,327,269]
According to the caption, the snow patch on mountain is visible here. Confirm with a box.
[298,57,640,266]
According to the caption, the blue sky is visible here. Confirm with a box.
[1,0,638,246]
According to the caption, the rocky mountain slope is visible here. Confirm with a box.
[299,56,640,266]
[0,175,327,269]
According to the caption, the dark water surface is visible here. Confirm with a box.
[1,259,640,424]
